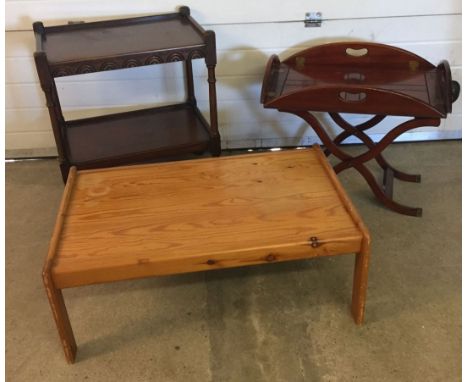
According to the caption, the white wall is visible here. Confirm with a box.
[5,1,462,156]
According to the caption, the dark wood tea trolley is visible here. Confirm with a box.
[33,6,221,182]
[261,42,460,216]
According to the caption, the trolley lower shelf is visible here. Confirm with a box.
[65,103,213,168]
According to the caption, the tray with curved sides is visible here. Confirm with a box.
[264,85,446,118]
[260,41,460,216]
[282,41,436,70]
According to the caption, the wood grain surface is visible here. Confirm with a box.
[50,146,365,288]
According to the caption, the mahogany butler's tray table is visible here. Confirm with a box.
[261,42,460,216]
[44,147,370,363]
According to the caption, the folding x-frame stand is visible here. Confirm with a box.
[261,42,459,216]
[291,111,440,216]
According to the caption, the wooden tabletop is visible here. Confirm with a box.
[46,146,368,289]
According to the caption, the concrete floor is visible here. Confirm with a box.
[6,141,461,381]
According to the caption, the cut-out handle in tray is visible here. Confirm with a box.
[344,72,366,81]
[345,47,368,57]
[339,91,367,103]
[282,42,436,70]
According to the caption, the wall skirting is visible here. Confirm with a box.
[6,131,461,159]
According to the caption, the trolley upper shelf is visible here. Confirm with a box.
[33,6,214,77]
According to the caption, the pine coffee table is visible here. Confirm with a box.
[43,146,370,363]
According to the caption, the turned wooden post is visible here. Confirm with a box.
[204,30,221,156]
[33,22,70,183]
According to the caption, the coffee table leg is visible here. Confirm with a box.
[351,244,370,325]
[43,272,77,363]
